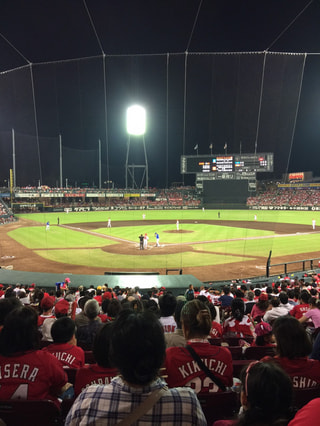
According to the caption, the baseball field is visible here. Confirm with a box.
[1,209,319,282]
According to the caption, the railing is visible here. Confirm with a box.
[267,257,320,277]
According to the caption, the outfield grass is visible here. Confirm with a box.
[12,209,320,272]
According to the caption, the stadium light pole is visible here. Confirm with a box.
[125,105,148,189]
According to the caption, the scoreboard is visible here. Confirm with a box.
[181,153,273,174]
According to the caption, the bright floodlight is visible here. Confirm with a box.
[126,105,146,136]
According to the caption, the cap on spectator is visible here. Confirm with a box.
[54,299,69,315]
[0,284,3,288]
[255,321,272,337]
[40,296,54,310]
[259,292,268,301]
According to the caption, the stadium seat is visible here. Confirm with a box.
[60,398,75,423]
[226,346,243,360]
[0,399,62,426]
[232,360,251,378]
[208,338,222,346]
[223,336,254,346]
[243,346,276,360]
[64,367,77,385]
[197,391,240,424]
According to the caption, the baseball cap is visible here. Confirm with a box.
[40,296,54,310]
[255,321,272,337]
[54,299,69,315]
[259,292,268,301]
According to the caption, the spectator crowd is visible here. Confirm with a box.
[1,275,320,425]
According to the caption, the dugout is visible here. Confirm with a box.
[202,179,250,209]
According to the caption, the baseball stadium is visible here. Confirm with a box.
[1,2,320,425]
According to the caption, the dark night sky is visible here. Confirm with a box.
[0,0,320,188]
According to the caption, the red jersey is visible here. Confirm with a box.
[94,295,102,305]
[290,304,310,319]
[98,313,111,323]
[38,314,55,328]
[42,342,85,368]
[222,315,254,339]
[288,398,320,426]
[210,321,222,338]
[262,356,320,388]
[74,364,118,396]
[0,350,67,405]
[165,341,233,393]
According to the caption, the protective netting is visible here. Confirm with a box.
[0,52,306,187]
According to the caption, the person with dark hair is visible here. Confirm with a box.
[66,310,206,425]
[222,298,254,339]
[165,299,186,348]
[197,296,222,338]
[244,291,255,314]
[250,292,269,321]
[290,290,310,319]
[106,298,122,319]
[0,297,21,330]
[0,306,70,405]
[74,322,118,396]
[213,361,295,426]
[159,292,177,332]
[218,286,233,308]
[165,299,233,393]
[263,297,288,323]
[129,298,144,312]
[279,292,292,313]
[185,284,195,301]
[42,317,85,368]
[98,298,111,322]
[142,298,160,317]
[262,316,320,388]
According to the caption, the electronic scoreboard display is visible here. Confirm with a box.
[181,153,273,174]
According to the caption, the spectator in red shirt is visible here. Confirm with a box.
[38,296,55,330]
[290,290,310,319]
[43,317,85,369]
[0,306,70,405]
[74,322,117,396]
[250,292,269,322]
[262,316,320,388]
[222,298,255,339]
[94,288,103,306]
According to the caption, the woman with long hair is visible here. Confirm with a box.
[213,361,295,426]
[250,292,269,322]
[262,315,320,388]
[165,299,233,393]
[222,298,255,339]
[0,306,69,405]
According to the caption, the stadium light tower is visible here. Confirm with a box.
[125,105,148,189]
